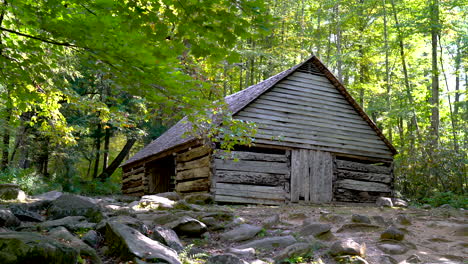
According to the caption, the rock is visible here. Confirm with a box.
[220,224,263,242]
[139,195,176,209]
[421,204,432,210]
[33,190,63,201]
[439,204,453,209]
[0,231,78,263]
[376,197,393,207]
[173,200,203,211]
[39,216,96,231]
[206,254,248,264]
[167,216,207,237]
[377,241,408,255]
[0,184,26,201]
[104,221,181,263]
[107,215,145,232]
[274,242,311,263]
[48,226,101,264]
[337,223,380,233]
[0,209,20,228]
[82,230,101,248]
[351,214,371,224]
[9,204,45,222]
[453,224,468,236]
[372,215,387,226]
[334,256,368,264]
[47,194,103,222]
[201,216,224,230]
[236,235,297,250]
[392,198,408,208]
[227,248,255,259]
[319,213,345,223]
[263,214,280,228]
[329,239,365,256]
[395,214,411,226]
[381,226,405,241]
[155,192,180,201]
[299,223,331,237]
[225,217,246,228]
[184,193,213,205]
[251,260,270,264]
[149,226,184,253]
[404,254,422,263]
[379,255,398,264]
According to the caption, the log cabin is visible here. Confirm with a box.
[121,56,397,204]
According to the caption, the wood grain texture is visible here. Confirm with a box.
[214,158,289,174]
[175,166,211,181]
[214,183,286,200]
[290,149,301,202]
[214,151,287,162]
[335,159,391,174]
[215,170,286,186]
[176,155,210,171]
[176,178,210,193]
[336,170,391,183]
[335,179,391,192]
[176,145,211,162]
[214,195,283,205]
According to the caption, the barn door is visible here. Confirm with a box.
[290,149,333,203]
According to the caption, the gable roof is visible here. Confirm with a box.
[123,56,397,167]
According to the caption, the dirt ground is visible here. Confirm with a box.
[182,203,467,264]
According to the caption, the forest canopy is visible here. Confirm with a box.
[0,0,466,205]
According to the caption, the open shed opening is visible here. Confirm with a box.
[146,156,175,194]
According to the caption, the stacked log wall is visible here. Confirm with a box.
[122,165,146,196]
[212,150,290,205]
[175,145,212,194]
[333,156,393,202]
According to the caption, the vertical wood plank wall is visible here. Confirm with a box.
[212,150,290,205]
[290,149,333,203]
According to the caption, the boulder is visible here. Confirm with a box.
[184,193,213,205]
[9,204,45,222]
[201,216,224,230]
[206,254,248,264]
[392,198,408,208]
[405,254,422,263]
[82,230,101,248]
[381,226,404,241]
[227,248,255,259]
[0,184,26,201]
[329,239,365,256]
[149,226,184,253]
[236,235,297,250]
[336,223,380,233]
[263,214,280,228]
[0,231,78,263]
[33,191,63,201]
[372,215,387,226]
[48,226,101,264]
[47,194,103,222]
[351,214,371,224]
[139,195,175,210]
[154,192,180,201]
[39,216,96,232]
[220,224,263,242]
[0,209,20,228]
[274,242,312,263]
[377,241,408,255]
[376,197,393,207]
[167,216,207,237]
[299,223,331,238]
[104,221,181,264]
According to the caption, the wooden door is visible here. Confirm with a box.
[290,149,333,203]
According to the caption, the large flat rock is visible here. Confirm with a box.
[235,235,296,250]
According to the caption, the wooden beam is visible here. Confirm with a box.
[176,178,210,193]
[215,170,286,186]
[176,155,210,171]
[176,166,211,181]
[335,179,391,193]
[176,145,211,162]
[214,150,287,162]
[214,195,283,205]
[336,169,391,183]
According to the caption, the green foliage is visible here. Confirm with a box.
[178,244,209,264]
[0,168,60,195]
[421,192,467,209]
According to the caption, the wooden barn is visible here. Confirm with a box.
[121,56,397,204]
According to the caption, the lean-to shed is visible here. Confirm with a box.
[121,56,397,204]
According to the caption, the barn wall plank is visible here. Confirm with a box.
[215,170,286,186]
[214,195,283,205]
[214,159,289,174]
[335,179,391,192]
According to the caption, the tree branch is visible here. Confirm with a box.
[0,27,79,47]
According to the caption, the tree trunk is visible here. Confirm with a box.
[430,0,440,144]
[98,137,137,181]
[102,126,111,171]
[1,97,11,170]
[93,123,102,178]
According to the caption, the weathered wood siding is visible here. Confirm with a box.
[234,71,393,160]
[290,149,333,203]
[212,150,289,205]
[333,157,393,202]
[175,145,212,194]
[122,165,146,196]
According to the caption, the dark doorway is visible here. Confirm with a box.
[147,156,175,194]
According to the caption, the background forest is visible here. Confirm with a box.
[0,0,466,206]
